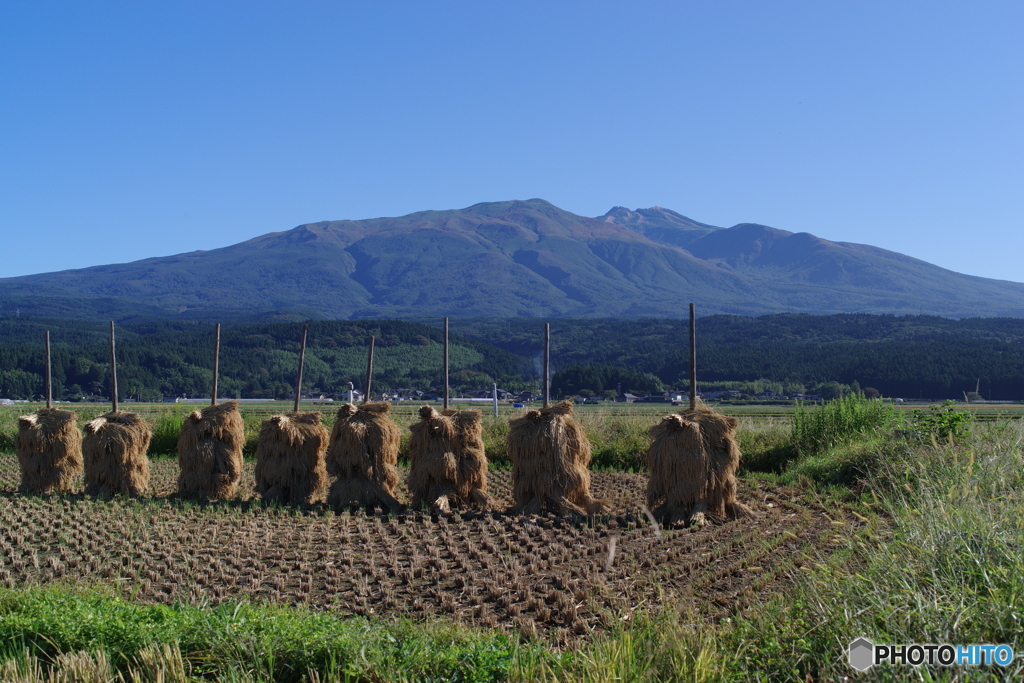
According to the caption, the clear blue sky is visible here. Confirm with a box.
[2,1,1021,283]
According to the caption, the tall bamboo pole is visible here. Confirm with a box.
[364,335,375,404]
[44,330,52,409]
[211,323,221,407]
[689,303,697,409]
[293,324,308,413]
[443,317,449,411]
[543,323,550,408]
[109,321,119,412]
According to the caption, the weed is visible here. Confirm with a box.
[791,394,902,457]
[911,399,972,443]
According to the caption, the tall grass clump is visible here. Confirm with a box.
[240,412,264,457]
[0,408,18,453]
[791,394,901,457]
[147,407,187,455]
[855,421,1024,646]
[481,415,510,465]
[735,418,793,473]
[714,420,1024,680]
[575,410,649,470]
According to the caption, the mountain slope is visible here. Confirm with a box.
[598,205,720,249]
[678,223,1024,314]
[2,199,1023,321]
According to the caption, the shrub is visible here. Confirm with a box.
[911,400,972,443]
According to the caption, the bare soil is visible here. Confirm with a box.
[0,455,866,641]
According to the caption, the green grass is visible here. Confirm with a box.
[148,406,190,456]
[726,419,1024,681]
[0,587,733,682]
[0,589,522,682]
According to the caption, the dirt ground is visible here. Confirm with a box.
[0,454,866,641]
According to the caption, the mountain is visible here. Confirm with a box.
[598,205,720,250]
[2,199,1024,322]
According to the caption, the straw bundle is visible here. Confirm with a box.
[506,401,608,515]
[326,402,401,510]
[176,401,245,500]
[82,411,152,497]
[646,405,753,526]
[407,406,491,513]
[254,412,328,504]
[16,408,83,494]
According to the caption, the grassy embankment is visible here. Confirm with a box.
[0,399,1021,681]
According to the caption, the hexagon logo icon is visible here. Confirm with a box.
[849,638,875,671]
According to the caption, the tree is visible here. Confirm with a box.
[0,369,39,399]
[551,364,663,398]
[817,381,848,401]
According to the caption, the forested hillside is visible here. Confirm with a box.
[0,319,529,401]
[2,314,1023,401]
[452,314,1024,401]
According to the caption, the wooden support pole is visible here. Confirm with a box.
[364,335,375,404]
[211,323,221,407]
[444,317,449,411]
[689,303,697,409]
[109,321,119,412]
[293,324,308,413]
[44,330,52,410]
[543,323,550,408]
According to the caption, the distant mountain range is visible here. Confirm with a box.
[3,199,1023,322]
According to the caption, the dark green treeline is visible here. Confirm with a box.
[1,313,1023,401]
[0,319,528,401]
[453,314,1024,401]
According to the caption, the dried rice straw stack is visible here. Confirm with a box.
[254,412,328,504]
[646,405,753,526]
[326,402,401,510]
[16,408,83,494]
[82,411,152,497]
[408,406,491,513]
[177,400,245,500]
[507,400,608,515]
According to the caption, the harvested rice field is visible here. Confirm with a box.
[0,454,866,642]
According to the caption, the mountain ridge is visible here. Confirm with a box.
[2,198,1023,322]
